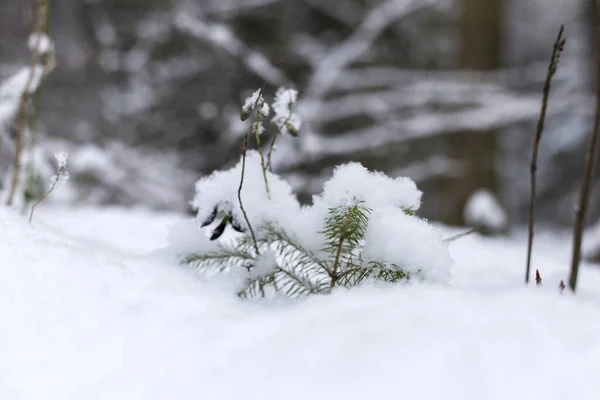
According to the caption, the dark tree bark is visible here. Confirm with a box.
[439,0,504,226]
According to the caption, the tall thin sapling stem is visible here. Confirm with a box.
[238,85,266,254]
[525,25,565,284]
[569,12,600,292]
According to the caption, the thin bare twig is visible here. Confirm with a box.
[569,12,600,292]
[253,115,270,198]
[29,166,64,223]
[266,132,280,172]
[525,25,565,284]
[443,227,481,243]
[6,0,49,206]
[266,105,294,172]
[238,84,266,254]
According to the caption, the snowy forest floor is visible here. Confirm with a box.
[1,205,600,399]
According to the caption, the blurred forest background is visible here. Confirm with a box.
[0,0,596,229]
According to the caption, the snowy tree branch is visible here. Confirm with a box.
[174,12,288,86]
[305,0,442,98]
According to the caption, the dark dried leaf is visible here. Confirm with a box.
[201,206,218,227]
[230,213,245,232]
[210,218,228,240]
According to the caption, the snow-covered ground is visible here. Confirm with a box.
[1,206,600,399]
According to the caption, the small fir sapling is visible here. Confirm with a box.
[177,86,452,298]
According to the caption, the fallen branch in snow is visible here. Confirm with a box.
[569,13,600,292]
[525,25,565,284]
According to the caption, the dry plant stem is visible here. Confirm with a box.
[254,115,270,198]
[525,25,565,284]
[6,0,49,206]
[29,166,63,223]
[266,110,293,171]
[569,20,600,292]
[238,133,260,254]
[266,132,280,172]
[238,85,266,254]
[443,227,481,243]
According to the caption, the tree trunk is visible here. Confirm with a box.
[439,0,504,226]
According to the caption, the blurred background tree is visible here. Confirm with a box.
[0,0,595,229]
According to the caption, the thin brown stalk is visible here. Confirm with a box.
[266,110,293,172]
[443,227,481,243]
[238,85,266,254]
[29,166,64,223]
[6,0,49,206]
[525,25,565,284]
[569,14,600,292]
[266,131,280,172]
[253,116,270,198]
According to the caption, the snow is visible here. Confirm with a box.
[188,157,449,288]
[271,87,301,135]
[0,66,45,125]
[53,152,69,169]
[242,88,269,121]
[1,205,600,399]
[192,150,301,232]
[250,248,278,279]
[464,189,508,230]
[34,206,182,255]
[27,33,54,54]
[47,152,71,189]
[48,170,70,188]
[583,220,600,262]
[318,162,421,211]
[52,141,195,211]
[363,207,452,282]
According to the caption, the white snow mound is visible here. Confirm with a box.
[2,207,600,399]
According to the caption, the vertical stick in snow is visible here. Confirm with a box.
[526,26,565,284]
[569,9,600,292]
[6,0,49,206]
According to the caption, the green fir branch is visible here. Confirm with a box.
[321,200,371,285]
[337,261,412,286]
[183,244,255,273]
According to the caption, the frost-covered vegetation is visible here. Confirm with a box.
[2,1,600,397]
[177,88,452,298]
